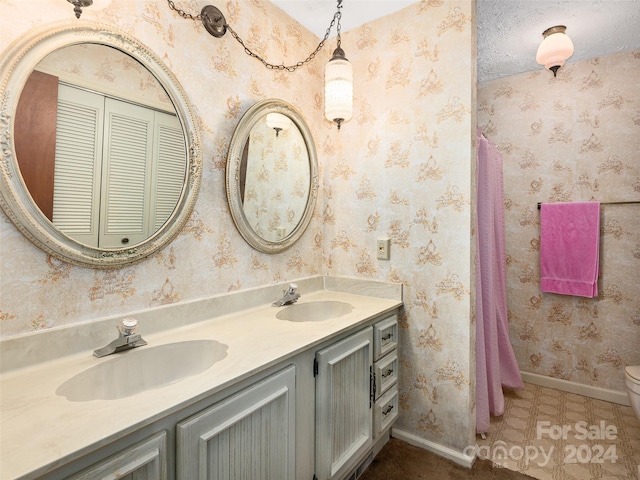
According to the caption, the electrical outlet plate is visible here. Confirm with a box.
[377,238,390,260]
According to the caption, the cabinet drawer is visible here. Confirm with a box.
[373,315,397,361]
[374,351,398,399]
[373,386,398,437]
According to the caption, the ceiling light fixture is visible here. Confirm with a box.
[67,0,92,19]
[536,25,574,77]
[166,0,352,130]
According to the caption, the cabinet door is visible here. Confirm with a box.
[177,366,296,480]
[68,431,166,480]
[315,328,373,480]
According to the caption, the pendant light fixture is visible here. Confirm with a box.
[324,1,353,130]
[67,0,92,18]
[166,0,353,129]
[536,25,574,77]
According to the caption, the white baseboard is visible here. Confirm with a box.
[520,371,630,406]
[390,428,476,468]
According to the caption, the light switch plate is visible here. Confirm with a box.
[377,238,390,260]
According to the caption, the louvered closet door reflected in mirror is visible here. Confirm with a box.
[52,83,103,246]
[53,84,186,248]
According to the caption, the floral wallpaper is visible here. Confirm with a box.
[243,116,310,241]
[0,0,325,334]
[328,1,476,452]
[0,0,477,456]
[478,50,640,394]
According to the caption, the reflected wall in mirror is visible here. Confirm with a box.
[0,22,202,268]
[226,100,318,253]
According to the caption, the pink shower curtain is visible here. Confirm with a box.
[475,129,523,435]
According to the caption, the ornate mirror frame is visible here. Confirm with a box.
[226,99,319,254]
[0,21,202,268]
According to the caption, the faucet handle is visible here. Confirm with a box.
[119,317,138,336]
[287,283,298,293]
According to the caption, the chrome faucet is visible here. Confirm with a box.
[93,318,148,357]
[272,283,300,307]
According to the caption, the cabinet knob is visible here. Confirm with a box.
[382,405,394,416]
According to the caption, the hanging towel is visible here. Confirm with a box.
[540,202,600,297]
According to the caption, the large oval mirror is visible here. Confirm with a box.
[226,100,318,253]
[0,22,202,268]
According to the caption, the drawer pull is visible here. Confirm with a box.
[382,368,394,378]
[382,405,394,416]
[382,333,393,341]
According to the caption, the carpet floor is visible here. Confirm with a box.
[358,438,538,480]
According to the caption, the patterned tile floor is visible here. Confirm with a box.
[476,383,640,480]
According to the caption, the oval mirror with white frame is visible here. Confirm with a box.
[0,21,202,268]
[226,99,318,254]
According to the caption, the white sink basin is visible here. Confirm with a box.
[276,301,354,322]
[56,340,228,402]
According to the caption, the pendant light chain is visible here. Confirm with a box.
[166,0,344,72]
[166,0,203,21]
[335,3,342,51]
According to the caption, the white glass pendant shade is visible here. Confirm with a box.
[266,113,292,132]
[536,26,574,75]
[324,48,353,129]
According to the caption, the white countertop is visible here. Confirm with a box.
[0,281,402,480]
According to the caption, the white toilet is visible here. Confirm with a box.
[625,365,640,421]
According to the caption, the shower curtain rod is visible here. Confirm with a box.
[537,201,640,210]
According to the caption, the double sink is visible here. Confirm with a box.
[56,300,354,402]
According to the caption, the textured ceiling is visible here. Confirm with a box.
[272,0,640,83]
[476,0,640,83]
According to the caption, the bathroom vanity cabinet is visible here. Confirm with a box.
[60,365,298,480]
[314,313,399,480]
[176,365,297,480]
[45,312,399,480]
[372,318,399,440]
[67,432,168,480]
[315,327,374,480]
[1,280,402,480]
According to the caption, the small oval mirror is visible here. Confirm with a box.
[226,100,318,253]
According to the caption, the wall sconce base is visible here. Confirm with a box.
[201,5,227,38]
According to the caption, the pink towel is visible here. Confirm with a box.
[540,202,600,297]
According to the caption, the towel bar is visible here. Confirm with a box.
[537,201,640,210]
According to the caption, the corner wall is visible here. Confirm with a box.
[324,1,477,452]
